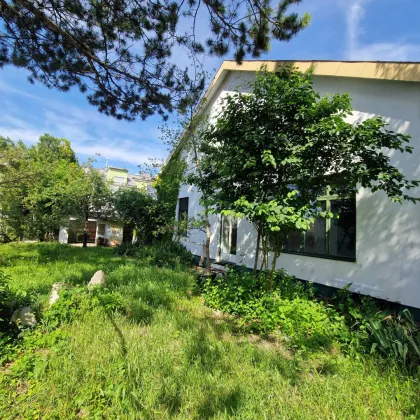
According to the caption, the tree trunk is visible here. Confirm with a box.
[269,246,280,289]
[83,214,88,248]
[205,210,212,275]
[253,226,261,276]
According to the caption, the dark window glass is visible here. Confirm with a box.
[329,199,356,259]
[303,216,326,255]
[282,197,356,260]
[284,230,302,252]
[178,197,189,235]
[230,218,237,255]
[303,201,326,255]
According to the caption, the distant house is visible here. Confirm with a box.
[59,165,154,246]
[169,60,420,312]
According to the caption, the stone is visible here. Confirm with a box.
[88,270,105,290]
[49,282,66,305]
[10,306,37,327]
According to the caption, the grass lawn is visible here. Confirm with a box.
[0,243,419,419]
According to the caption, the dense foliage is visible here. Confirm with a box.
[115,240,195,269]
[0,0,309,120]
[201,269,420,368]
[153,151,186,239]
[114,188,161,244]
[0,134,82,241]
[0,134,114,243]
[197,68,419,274]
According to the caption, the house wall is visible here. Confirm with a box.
[106,167,128,184]
[178,71,420,309]
[59,219,123,246]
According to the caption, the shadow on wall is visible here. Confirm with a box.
[374,62,420,83]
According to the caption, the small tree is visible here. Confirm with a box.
[198,68,419,280]
[114,188,161,244]
[69,164,113,248]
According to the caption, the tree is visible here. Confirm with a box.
[69,164,113,247]
[0,0,310,120]
[0,134,81,241]
[198,68,419,280]
[158,71,213,273]
[114,188,161,244]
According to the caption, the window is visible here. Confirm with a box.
[283,189,356,261]
[97,223,106,236]
[221,216,238,255]
[178,197,189,236]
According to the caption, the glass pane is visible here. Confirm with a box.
[329,199,356,259]
[283,230,302,252]
[230,218,237,255]
[303,218,326,255]
[303,202,326,255]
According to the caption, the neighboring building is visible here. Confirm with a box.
[170,60,420,311]
[59,165,154,246]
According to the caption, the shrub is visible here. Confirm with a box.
[96,236,109,247]
[202,269,348,351]
[115,241,195,269]
[0,270,30,333]
[42,287,125,330]
[366,309,420,367]
[202,271,420,366]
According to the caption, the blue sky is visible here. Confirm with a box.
[1,0,420,174]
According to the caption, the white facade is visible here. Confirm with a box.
[176,64,420,310]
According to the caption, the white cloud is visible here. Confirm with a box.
[346,0,420,61]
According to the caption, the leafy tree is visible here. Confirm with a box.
[0,134,81,241]
[113,188,162,244]
[198,68,419,280]
[0,0,310,120]
[68,164,113,247]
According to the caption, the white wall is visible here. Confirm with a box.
[178,70,420,309]
[58,226,68,244]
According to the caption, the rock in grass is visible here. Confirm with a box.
[88,270,106,290]
[11,306,37,327]
[49,282,66,305]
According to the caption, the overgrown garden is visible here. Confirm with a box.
[0,242,419,418]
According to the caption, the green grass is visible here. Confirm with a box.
[0,243,419,419]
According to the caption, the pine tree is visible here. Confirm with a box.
[0,0,310,120]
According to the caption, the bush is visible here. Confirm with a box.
[42,287,125,330]
[96,236,109,247]
[202,270,420,366]
[115,241,195,269]
[202,269,348,351]
[0,270,30,333]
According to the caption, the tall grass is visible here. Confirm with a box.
[0,243,419,419]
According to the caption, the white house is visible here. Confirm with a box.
[171,60,420,311]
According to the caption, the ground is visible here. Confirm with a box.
[0,243,419,419]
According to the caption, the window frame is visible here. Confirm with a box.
[282,187,356,262]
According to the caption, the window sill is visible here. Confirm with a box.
[281,250,356,263]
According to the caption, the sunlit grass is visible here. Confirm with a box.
[0,243,419,419]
